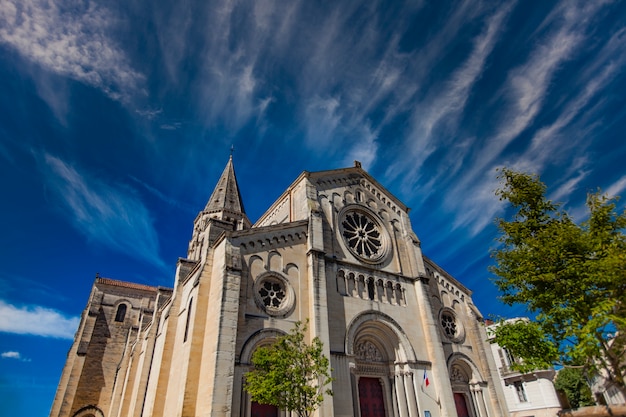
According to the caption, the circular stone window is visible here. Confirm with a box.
[253,273,295,317]
[439,309,465,342]
[339,207,390,264]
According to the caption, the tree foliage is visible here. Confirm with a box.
[492,319,559,373]
[244,320,333,417]
[554,367,595,409]
[490,169,626,396]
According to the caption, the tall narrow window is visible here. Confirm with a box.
[367,279,375,300]
[184,298,193,343]
[514,381,527,402]
[115,304,127,322]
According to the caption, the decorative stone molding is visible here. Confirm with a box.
[355,340,384,362]
[358,179,402,215]
[238,230,307,252]
[451,365,470,383]
[346,311,417,363]
[336,268,405,306]
[239,328,287,364]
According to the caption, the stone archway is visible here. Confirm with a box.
[239,329,286,417]
[449,356,489,417]
[71,405,104,417]
[346,311,420,417]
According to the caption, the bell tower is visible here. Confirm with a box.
[187,155,251,261]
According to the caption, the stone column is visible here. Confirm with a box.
[405,372,419,417]
[470,383,489,417]
[396,372,410,417]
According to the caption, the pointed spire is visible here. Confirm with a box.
[204,155,249,226]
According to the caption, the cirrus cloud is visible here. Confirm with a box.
[0,0,144,103]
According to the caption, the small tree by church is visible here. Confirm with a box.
[490,169,626,398]
[245,320,333,417]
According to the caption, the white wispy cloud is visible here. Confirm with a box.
[443,1,610,235]
[128,175,196,214]
[605,176,626,199]
[0,300,79,339]
[520,30,626,172]
[40,154,165,270]
[479,19,581,171]
[387,2,513,189]
[0,0,144,103]
[303,96,342,148]
[550,171,590,203]
[1,351,31,362]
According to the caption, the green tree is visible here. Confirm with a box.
[244,320,333,417]
[554,367,595,409]
[490,169,626,397]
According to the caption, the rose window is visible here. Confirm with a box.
[253,273,295,317]
[259,280,286,308]
[340,209,389,263]
[441,313,457,337]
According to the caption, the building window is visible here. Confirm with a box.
[514,381,527,402]
[253,272,295,317]
[367,279,375,300]
[184,298,193,343]
[115,304,127,322]
[498,348,518,372]
[441,312,457,337]
[439,309,465,343]
[342,211,382,259]
[259,280,286,308]
[339,207,390,264]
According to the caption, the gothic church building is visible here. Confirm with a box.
[50,159,508,417]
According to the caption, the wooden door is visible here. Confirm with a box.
[251,401,278,417]
[358,377,386,417]
[454,393,470,417]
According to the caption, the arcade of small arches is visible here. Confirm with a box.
[336,269,406,306]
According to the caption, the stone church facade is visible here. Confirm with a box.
[50,158,509,417]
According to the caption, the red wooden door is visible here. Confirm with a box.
[454,393,470,417]
[251,401,278,417]
[358,377,386,417]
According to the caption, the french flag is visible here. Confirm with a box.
[423,370,430,387]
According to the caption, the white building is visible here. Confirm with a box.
[486,320,561,417]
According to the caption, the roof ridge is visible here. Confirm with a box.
[96,277,159,292]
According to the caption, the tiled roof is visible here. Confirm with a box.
[96,277,158,292]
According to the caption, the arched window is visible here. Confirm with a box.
[114,304,127,322]
[184,298,193,342]
[367,279,375,300]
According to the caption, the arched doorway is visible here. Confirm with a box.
[239,329,286,417]
[449,358,491,417]
[450,363,475,417]
[346,312,420,417]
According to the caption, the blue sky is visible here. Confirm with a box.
[1,0,626,415]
